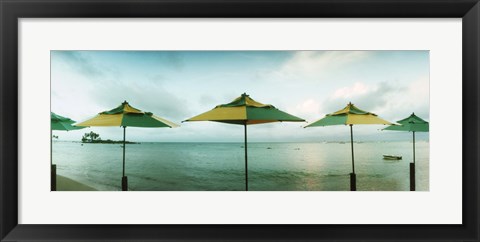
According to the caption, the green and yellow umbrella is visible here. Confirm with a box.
[51,112,85,131]
[383,112,429,191]
[383,112,429,133]
[76,101,179,191]
[51,112,86,191]
[184,93,305,191]
[305,102,393,191]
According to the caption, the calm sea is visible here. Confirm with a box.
[52,141,429,191]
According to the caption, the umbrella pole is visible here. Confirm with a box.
[122,126,128,191]
[51,129,56,191]
[244,123,248,191]
[51,129,52,167]
[349,124,356,191]
[413,131,416,164]
[410,131,416,191]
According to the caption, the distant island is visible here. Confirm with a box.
[83,139,139,144]
[81,131,139,144]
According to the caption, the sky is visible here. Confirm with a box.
[51,50,429,142]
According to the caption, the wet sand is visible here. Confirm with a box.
[57,175,97,191]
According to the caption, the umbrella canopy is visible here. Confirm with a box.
[75,101,179,191]
[305,102,392,127]
[75,101,178,128]
[51,112,85,131]
[184,93,305,191]
[383,112,429,132]
[305,102,393,191]
[186,93,304,125]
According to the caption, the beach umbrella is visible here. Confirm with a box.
[184,93,305,191]
[51,112,86,191]
[305,102,393,191]
[51,112,85,131]
[383,112,429,191]
[75,101,179,191]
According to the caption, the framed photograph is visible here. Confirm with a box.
[1,0,478,241]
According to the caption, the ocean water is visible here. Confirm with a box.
[53,141,429,191]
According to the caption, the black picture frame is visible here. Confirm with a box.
[1,0,479,241]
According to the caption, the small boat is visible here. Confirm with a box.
[383,154,402,160]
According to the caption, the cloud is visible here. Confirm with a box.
[324,81,403,112]
[263,51,371,82]
[384,76,430,121]
[148,74,167,83]
[331,82,370,100]
[199,95,217,107]
[275,77,429,132]
[53,51,111,78]
[52,51,429,142]
[288,98,322,120]
[165,52,185,71]
[148,52,185,71]
[321,77,429,122]
[86,79,191,122]
[51,52,193,127]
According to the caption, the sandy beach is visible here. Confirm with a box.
[56,175,97,191]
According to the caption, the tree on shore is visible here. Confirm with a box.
[82,131,101,143]
[80,132,137,144]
